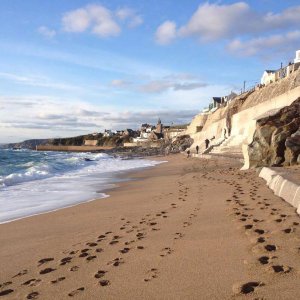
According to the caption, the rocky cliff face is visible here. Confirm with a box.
[247,98,300,168]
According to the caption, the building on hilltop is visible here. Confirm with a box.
[148,118,164,140]
[155,118,163,134]
[261,70,277,85]
[103,129,114,137]
[294,50,300,64]
[261,50,300,86]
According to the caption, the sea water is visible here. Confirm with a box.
[0,149,162,223]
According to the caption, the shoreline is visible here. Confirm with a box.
[0,153,166,224]
[1,154,300,299]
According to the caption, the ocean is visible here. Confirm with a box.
[0,149,162,224]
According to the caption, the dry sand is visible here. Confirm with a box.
[1,154,300,299]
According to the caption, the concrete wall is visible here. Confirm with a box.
[84,140,98,146]
[188,85,300,155]
[37,145,113,152]
[259,167,300,215]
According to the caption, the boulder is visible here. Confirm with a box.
[247,98,300,168]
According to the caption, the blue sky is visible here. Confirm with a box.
[0,0,300,143]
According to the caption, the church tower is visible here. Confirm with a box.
[156,118,163,134]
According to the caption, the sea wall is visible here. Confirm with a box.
[186,69,300,154]
[36,145,114,152]
[259,167,300,215]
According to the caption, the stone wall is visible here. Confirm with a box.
[243,98,300,169]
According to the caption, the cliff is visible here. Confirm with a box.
[2,139,48,149]
[244,98,300,168]
[185,69,300,158]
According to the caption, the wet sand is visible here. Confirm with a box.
[1,154,300,299]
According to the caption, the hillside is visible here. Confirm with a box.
[185,69,300,163]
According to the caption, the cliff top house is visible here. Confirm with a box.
[261,50,300,86]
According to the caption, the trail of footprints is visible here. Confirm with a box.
[0,176,204,298]
[224,168,300,295]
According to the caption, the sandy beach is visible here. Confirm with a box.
[1,154,300,299]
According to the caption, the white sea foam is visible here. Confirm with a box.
[0,151,164,223]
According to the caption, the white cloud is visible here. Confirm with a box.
[62,8,91,32]
[38,26,56,38]
[155,21,177,45]
[139,78,207,93]
[228,30,300,56]
[179,2,251,41]
[128,15,143,28]
[62,4,143,38]
[62,4,121,37]
[155,2,300,55]
[111,79,131,87]
[0,72,80,91]
[115,7,143,28]
[116,8,133,20]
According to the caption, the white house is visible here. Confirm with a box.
[103,129,114,137]
[294,50,300,64]
[261,70,276,85]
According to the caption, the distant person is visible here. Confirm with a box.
[224,128,227,139]
[187,150,190,158]
[196,145,199,154]
[205,139,210,149]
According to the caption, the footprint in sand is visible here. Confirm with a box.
[254,229,265,235]
[109,240,119,245]
[0,289,14,297]
[70,266,79,272]
[60,257,72,265]
[79,252,89,258]
[267,265,292,274]
[144,268,159,282]
[283,228,295,234]
[99,280,110,286]
[38,258,54,266]
[136,232,146,240]
[0,282,12,289]
[256,237,266,243]
[125,240,136,245]
[95,270,107,279]
[26,292,39,299]
[22,278,41,287]
[244,224,253,230]
[160,247,173,257]
[12,269,28,278]
[264,244,277,252]
[183,221,192,227]
[68,287,85,297]
[86,242,98,247]
[174,232,184,240]
[107,258,124,267]
[86,255,97,262]
[258,256,270,265]
[119,247,130,254]
[39,268,56,275]
[51,277,66,284]
[232,281,264,295]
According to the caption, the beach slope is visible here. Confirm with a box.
[1,154,300,299]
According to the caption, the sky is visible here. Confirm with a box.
[0,0,300,143]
